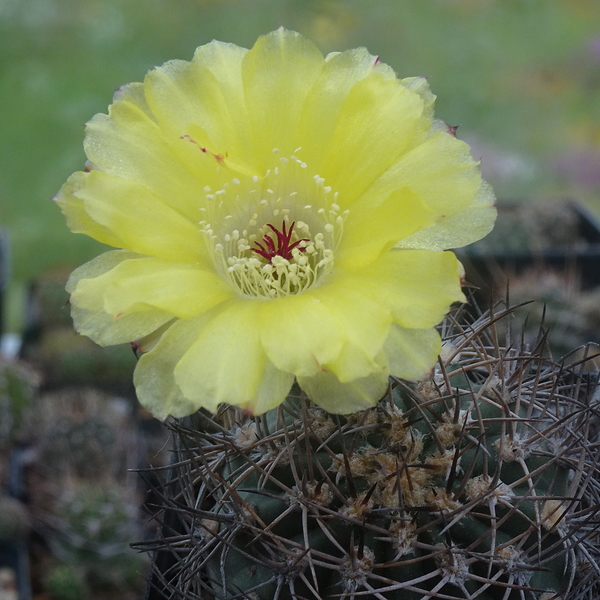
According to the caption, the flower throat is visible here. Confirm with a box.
[199,149,346,299]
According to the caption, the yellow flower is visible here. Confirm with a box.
[56,29,496,419]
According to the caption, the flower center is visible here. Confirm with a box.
[198,149,346,299]
[215,216,335,299]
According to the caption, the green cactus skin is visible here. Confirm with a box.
[141,305,600,600]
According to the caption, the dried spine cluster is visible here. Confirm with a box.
[140,304,600,600]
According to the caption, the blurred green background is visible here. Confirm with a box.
[2,0,600,331]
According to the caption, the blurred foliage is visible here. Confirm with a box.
[2,0,600,329]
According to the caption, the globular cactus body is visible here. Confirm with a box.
[143,306,600,600]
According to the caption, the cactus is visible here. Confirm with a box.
[463,200,583,255]
[48,484,148,599]
[140,303,600,599]
[31,388,139,482]
[45,563,87,600]
[0,358,38,449]
[26,388,150,599]
[501,268,600,360]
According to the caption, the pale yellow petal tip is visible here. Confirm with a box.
[385,325,442,381]
[265,26,325,47]
[58,28,495,422]
[298,368,389,415]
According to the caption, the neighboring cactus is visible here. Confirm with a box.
[30,388,139,482]
[26,388,150,600]
[463,199,585,255]
[0,358,38,449]
[141,303,600,600]
[502,268,600,359]
[44,563,86,600]
[47,484,148,599]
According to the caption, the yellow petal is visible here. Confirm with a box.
[144,41,250,164]
[113,82,154,118]
[74,170,209,264]
[242,29,324,160]
[71,301,173,348]
[134,311,218,420]
[360,131,482,219]
[401,76,436,123]
[258,293,345,378]
[298,363,389,414]
[297,47,394,168]
[310,276,392,382]
[346,249,465,329]
[319,73,430,206]
[192,40,251,144]
[336,187,436,269]
[175,300,294,413]
[384,324,441,379]
[67,251,173,345]
[73,256,234,319]
[55,171,121,247]
[397,180,497,250]
[133,320,174,354]
[245,360,297,415]
[323,343,386,386]
[67,250,138,294]
[84,92,205,221]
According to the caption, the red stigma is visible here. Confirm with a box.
[252,221,309,263]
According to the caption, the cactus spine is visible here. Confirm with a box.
[141,304,600,599]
